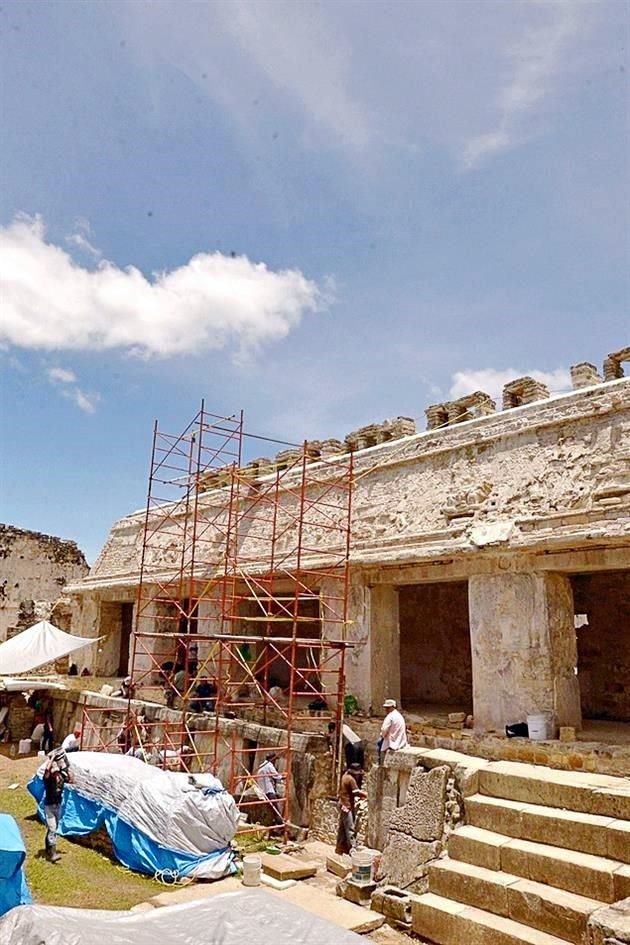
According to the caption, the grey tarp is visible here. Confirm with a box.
[0,889,365,945]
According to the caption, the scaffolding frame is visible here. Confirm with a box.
[82,402,353,836]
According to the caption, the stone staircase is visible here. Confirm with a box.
[412,760,630,945]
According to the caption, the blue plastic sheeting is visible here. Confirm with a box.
[0,813,31,917]
[28,754,237,881]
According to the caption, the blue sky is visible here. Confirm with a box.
[1,0,628,563]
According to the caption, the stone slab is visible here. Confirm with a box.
[371,886,416,925]
[466,795,526,838]
[586,897,630,945]
[336,878,376,905]
[500,837,618,902]
[608,820,630,864]
[383,746,430,770]
[507,878,603,945]
[615,865,630,902]
[448,824,512,871]
[260,853,318,881]
[429,857,516,916]
[327,853,351,878]
[265,882,385,933]
[378,831,440,888]
[519,803,614,857]
[412,892,569,944]
[388,764,448,842]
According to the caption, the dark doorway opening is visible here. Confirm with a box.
[399,581,472,712]
[118,602,133,676]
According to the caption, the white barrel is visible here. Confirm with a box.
[242,853,262,886]
[18,738,32,755]
[527,714,548,741]
[350,848,374,885]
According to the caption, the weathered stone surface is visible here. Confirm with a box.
[587,898,630,945]
[326,853,351,878]
[500,838,618,902]
[429,858,514,916]
[388,765,448,842]
[383,746,430,770]
[448,824,511,871]
[507,879,602,945]
[377,832,440,888]
[371,886,417,925]
[336,878,376,905]
[367,764,399,851]
[608,820,630,864]
[466,795,526,838]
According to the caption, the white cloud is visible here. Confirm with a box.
[462,2,582,169]
[449,367,571,403]
[64,388,100,414]
[48,367,77,384]
[0,215,324,358]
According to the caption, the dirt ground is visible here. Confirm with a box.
[0,752,428,942]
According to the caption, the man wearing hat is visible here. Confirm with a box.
[42,748,73,863]
[378,698,407,763]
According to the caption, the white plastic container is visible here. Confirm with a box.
[242,854,262,886]
[350,848,374,885]
[527,714,549,741]
[18,738,32,755]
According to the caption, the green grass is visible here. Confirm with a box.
[1,785,164,910]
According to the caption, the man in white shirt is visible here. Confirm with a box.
[379,699,407,762]
[61,726,81,753]
[256,752,285,823]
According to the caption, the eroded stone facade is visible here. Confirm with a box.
[0,524,88,643]
[69,359,630,735]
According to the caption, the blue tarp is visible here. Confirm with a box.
[28,756,237,880]
[0,813,31,917]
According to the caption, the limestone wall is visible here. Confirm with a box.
[0,524,88,642]
[72,379,630,596]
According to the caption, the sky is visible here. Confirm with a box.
[1,0,628,564]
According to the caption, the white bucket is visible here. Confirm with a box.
[350,848,374,885]
[527,714,549,741]
[18,738,32,755]
[242,854,262,887]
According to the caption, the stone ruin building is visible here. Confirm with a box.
[13,345,630,945]
[0,524,88,644]
[68,345,630,735]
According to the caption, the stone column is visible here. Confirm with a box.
[468,572,581,733]
[370,585,401,712]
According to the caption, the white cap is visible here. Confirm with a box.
[383,699,397,708]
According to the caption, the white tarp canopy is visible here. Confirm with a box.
[0,621,97,676]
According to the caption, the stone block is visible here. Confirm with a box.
[586,898,630,945]
[383,746,430,770]
[465,795,526,839]
[507,879,602,945]
[371,886,415,925]
[608,820,630,864]
[559,727,576,742]
[429,858,514,916]
[388,765,448,842]
[519,803,613,857]
[500,838,617,902]
[448,825,511,872]
[448,712,467,724]
[260,853,318,881]
[378,831,440,888]
[336,878,376,905]
[615,866,630,902]
[326,853,351,878]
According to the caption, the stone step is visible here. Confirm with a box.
[466,794,630,862]
[429,857,603,944]
[478,761,630,821]
[411,892,568,945]
[448,825,630,902]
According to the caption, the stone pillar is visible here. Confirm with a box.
[320,572,371,710]
[468,572,581,733]
[370,585,400,712]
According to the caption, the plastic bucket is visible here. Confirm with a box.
[527,714,549,741]
[350,848,374,885]
[242,854,262,887]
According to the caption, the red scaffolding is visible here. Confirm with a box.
[82,402,353,835]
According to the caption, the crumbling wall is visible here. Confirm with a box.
[399,582,472,707]
[0,524,88,642]
[573,571,630,721]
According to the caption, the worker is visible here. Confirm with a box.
[112,676,135,700]
[42,748,73,863]
[256,752,285,823]
[190,677,217,713]
[61,725,82,753]
[378,698,407,762]
[336,762,367,856]
[327,721,365,769]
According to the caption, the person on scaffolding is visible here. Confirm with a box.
[336,762,366,856]
[42,748,73,863]
[256,752,285,824]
